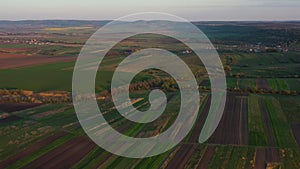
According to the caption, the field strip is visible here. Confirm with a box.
[164,95,211,169]
[22,136,96,169]
[0,131,68,168]
[196,145,216,169]
[259,99,277,147]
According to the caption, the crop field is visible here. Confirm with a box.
[267,79,290,91]
[256,79,271,91]
[0,93,298,168]
[208,93,248,145]
[248,95,268,146]
[229,52,300,78]
[0,92,299,168]
[0,21,300,168]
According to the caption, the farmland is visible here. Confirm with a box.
[0,21,300,168]
[0,92,299,168]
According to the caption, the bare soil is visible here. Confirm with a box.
[0,103,42,113]
[209,93,249,145]
[165,96,211,169]
[291,124,300,148]
[256,79,271,91]
[0,131,68,168]
[196,145,216,169]
[22,136,96,169]
[0,53,75,69]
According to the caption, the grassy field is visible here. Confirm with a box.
[285,79,300,91]
[281,148,300,169]
[267,79,290,91]
[278,95,300,124]
[264,96,298,148]
[0,62,74,91]
[229,52,300,78]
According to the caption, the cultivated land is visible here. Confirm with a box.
[0,21,300,168]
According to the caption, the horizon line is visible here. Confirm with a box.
[0,19,300,22]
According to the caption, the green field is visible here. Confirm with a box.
[267,79,290,91]
[248,94,268,146]
[263,96,298,148]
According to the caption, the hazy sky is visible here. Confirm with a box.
[1,0,299,21]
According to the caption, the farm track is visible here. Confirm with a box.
[165,96,211,169]
[0,131,68,169]
[196,145,216,169]
[209,93,248,145]
[22,136,97,169]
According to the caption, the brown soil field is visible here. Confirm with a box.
[241,97,249,145]
[266,148,280,163]
[165,144,197,169]
[92,151,113,169]
[254,148,280,169]
[0,103,42,113]
[209,93,248,145]
[259,99,277,147]
[0,48,34,54]
[165,96,211,169]
[22,136,96,169]
[291,124,300,148]
[92,122,138,169]
[196,145,216,169]
[0,53,75,69]
[0,115,22,124]
[32,107,69,119]
[256,79,271,91]
[254,148,267,169]
[0,131,68,168]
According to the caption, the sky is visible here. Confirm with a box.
[1,0,299,21]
